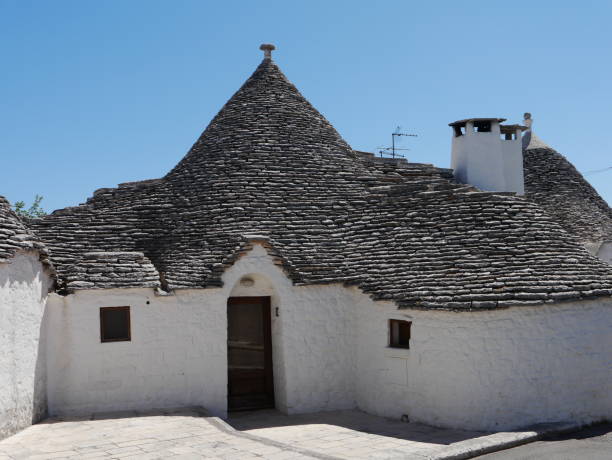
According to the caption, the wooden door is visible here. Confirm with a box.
[227,296,274,411]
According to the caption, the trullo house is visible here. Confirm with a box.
[1,44,611,439]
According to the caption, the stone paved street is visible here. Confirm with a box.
[230,409,487,459]
[474,422,612,460]
[0,408,318,460]
[0,408,550,459]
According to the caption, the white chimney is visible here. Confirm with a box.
[450,117,526,195]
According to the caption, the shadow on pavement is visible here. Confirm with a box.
[229,408,489,446]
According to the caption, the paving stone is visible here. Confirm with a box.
[0,408,579,460]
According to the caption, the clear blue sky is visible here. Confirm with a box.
[1,0,611,212]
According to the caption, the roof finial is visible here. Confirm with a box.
[523,112,533,130]
[259,43,275,59]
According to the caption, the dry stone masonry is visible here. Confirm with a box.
[0,197,51,269]
[523,129,612,249]
[24,54,612,310]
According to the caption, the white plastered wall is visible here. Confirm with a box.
[0,252,50,439]
[451,121,524,195]
[45,287,228,417]
[46,244,612,430]
[45,244,356,418]
[500,133,525,195]
[354,297,612,431]
[451,121,506,192]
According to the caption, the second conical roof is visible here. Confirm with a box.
[523,128,612,246]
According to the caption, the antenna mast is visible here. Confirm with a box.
[377,126,418,159]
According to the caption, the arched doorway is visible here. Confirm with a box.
[227,296,275,411]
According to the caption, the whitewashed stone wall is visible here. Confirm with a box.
[451,120,524,195]
[354,296,612,431]
[45,288,228,417]
[0,252,50,439]
[45,244,356,418]
[46,244,612,431]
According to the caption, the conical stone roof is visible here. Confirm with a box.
[28,49,612,309]
[166,56,360,200]
[522,126,612,248]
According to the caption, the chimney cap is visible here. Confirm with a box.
[500,124,528,133]
[449,117,506,128]
[259,43,276,59]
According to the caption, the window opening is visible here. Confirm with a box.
[389,319,411,349]
[100,306,131,342]
[473,121,491,133]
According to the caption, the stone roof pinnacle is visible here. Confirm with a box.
[522,112,552,151]
[259,43,275,59]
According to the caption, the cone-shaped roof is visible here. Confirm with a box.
[164,55,364,212]
[27,49,612,307]
[168,56,355,181]
[523,121,612,247]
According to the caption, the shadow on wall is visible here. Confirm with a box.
[32,303,48,426]
[0,253,50,440]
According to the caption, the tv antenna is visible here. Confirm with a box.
[377,126,418,158]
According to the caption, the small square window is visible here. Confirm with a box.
[100,307,131,342]
[389,319,411,349]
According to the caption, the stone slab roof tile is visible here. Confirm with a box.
[0,196,52,270]
[523,133,612,247]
